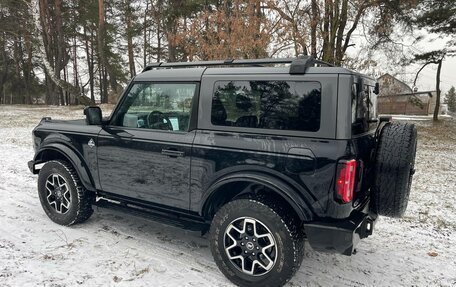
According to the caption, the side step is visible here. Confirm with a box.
[94,198,209,232]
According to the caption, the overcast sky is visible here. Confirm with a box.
[395,35,454,95]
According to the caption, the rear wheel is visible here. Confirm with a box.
[38,160,94,226]
[371,122,417,217]
[210,199,304,287]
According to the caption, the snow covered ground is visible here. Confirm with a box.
[0,105,455,287]
[388,114,453,122]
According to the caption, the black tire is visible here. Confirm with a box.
[38,160,94,226]
[371,122,417,218]
[209,199,304,287]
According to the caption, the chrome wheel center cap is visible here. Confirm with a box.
[246,242,254,250]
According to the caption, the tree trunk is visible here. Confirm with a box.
[433,59,443,121]
[329,0,338,62]
[322,0,331,63]
[126,1,136,77]
[63,66,68,105]
[0,32,8,104]
[73,35,79,105]
[335,0,348,65]
[24,30,33,104]
[166,0,178,62]
[157,11,161,62]
[98,58,103,102]
[98,0,107,103]
[13,36,22,104]
[143,1,150,67]
[84,27,95,103]
[55,0,65,106]
[310,0,318,57]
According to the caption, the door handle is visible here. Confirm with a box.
[161,149,185,157]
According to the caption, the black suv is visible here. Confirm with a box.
[29,57,417,287]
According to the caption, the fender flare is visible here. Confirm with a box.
[200,172,315,221]
[33,143,96,191]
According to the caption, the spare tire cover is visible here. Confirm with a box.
[371,122,417,218]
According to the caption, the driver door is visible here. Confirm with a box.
[97,82,197,210]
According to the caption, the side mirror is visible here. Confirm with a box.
[373,83,380,95]
[84,106,102,125]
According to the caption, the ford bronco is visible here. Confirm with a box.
[29,57,417,287]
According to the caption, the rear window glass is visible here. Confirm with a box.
[211,81,321,132]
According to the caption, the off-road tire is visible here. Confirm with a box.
[38,160,94,226]
[371,122,417,218]
[209,199,304,287]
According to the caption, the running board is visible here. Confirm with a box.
[94,198,209,232]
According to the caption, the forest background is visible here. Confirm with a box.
[0,0,454,107]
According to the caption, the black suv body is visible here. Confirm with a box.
[29,57,416,287]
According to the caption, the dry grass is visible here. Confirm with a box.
[413,117,456,146]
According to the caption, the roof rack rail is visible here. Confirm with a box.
[142,56,333,74]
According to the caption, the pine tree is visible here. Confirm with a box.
[0,0,43,104]
[446,86,456,113]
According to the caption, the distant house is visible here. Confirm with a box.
[377,74,438,115]
[378,74,413,97]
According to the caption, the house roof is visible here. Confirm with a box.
[378,73,413,91]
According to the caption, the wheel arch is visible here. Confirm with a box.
[200,172,315,222]
[34,143,96,192]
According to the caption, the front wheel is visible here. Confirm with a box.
[37,160,94,226]
[209,199,304,287]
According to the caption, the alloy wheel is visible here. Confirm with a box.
[223,217,277,276]
[45,173,71,214]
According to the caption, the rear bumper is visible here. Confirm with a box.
[304,207,377,256]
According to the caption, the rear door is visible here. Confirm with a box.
[97,82,197,209]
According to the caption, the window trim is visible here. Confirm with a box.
[209,80,322,133]
[108,81,200,133]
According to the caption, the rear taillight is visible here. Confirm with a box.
[335,159,357,203]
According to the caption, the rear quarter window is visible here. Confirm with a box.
[352,82,377,135]
[211,80,321,132]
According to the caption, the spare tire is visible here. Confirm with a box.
[371,122,417,218]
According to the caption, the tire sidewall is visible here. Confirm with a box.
[405,128,417,195]
[210,200,297,287]
[38,161,80,226]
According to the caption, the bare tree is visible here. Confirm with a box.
[412,50,450,121]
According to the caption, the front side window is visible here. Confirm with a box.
[111,83,196,132]
[211,81,321,132]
